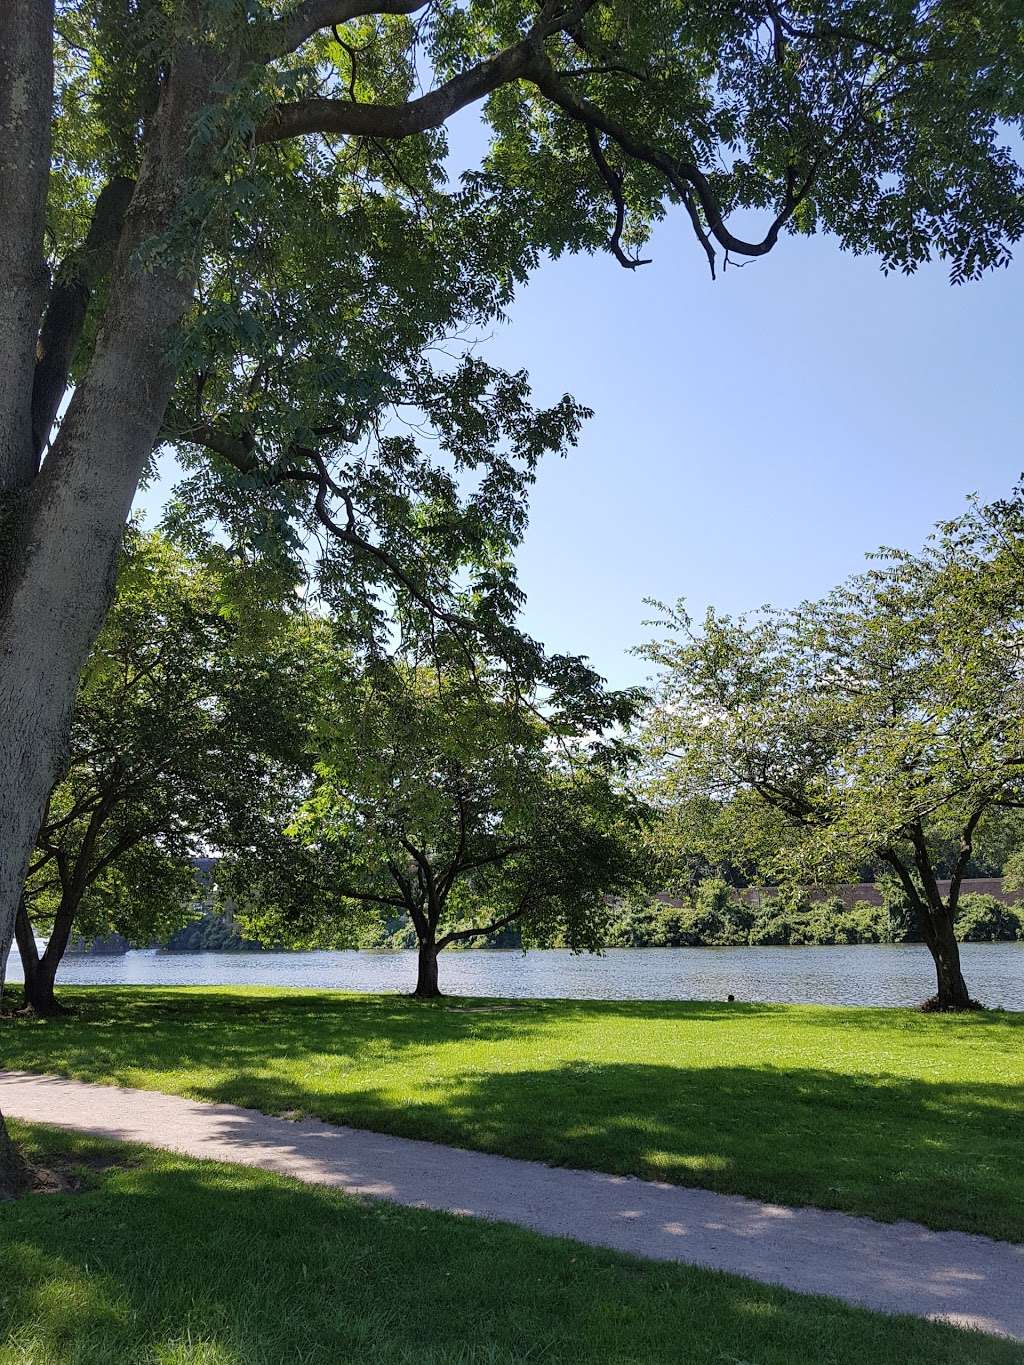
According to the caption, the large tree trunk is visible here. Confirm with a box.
[413,936,443,998]
[0,0,54,995]
[0,325,182,987]
[0,41,219,989]
[0,1109,29,1197]
[0,0,53,494]
[0,12,229,1173]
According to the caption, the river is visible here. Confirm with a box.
[9,941,1024,1009]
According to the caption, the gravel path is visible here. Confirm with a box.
[2,1069,1022,1339]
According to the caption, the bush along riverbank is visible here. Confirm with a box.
[605,881,1024,949]
[339,881,1024,953]
[64,881,1024,959]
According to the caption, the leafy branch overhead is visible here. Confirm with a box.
[29,0,1024,643]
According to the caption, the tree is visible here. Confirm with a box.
[230,643,644,996]
[638,491,1024,1010]
[16,531,315,1014]
[1,0,1022,1183]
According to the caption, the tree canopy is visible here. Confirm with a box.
[637,489,1024,1009]
[5,0,1024,969]
[229,635,645,994]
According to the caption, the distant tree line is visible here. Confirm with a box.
[153,875,1024,957]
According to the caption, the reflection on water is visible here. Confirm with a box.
[7,942,1023,1009]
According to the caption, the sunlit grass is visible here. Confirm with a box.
[3,986,1022,1239]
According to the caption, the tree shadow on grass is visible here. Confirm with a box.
[10,986,1013,1086]
[0,990,796,1119]
[0,1129,1018,1365]
[0,986,551,1082]
[299,1060,1024,1242]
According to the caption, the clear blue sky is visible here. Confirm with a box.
[138,120,1024,692]
[476,220,1023,690]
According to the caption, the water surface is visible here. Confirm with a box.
[10,942,1024,1009]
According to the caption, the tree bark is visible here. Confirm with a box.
[413,936,442,998]
[0,41,220,990]
[881,845,979,1010]
[0,1107,29,1197]
[0,28,229,1170]
[0,0,54,493]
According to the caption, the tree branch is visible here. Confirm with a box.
[256,36,540,143]
[584,126,651,271]
[66,787,121,903]
[81,826,153,888]
[947,801,987,915]
[437,903,526,950]
[31,176,136,462]
[878,844,937,950]
[907,819,944,913]
[530,52,814,267]
[258,0,429,63]
[303,454,483,633]
[185,423,469,625]
[14,898,40,973]
[336,883,409,910]
[435,788,469,903]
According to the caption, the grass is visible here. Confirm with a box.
[1,1122,1020,1365]
[2,986,1022,1240]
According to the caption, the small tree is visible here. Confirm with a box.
[16,532,312,1013]
[238,646,643,997]
[638,492,1024,1010]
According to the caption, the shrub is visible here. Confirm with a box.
[668,880,752,946]
[748,896,796,945]
[846,900,893,943]
[955,893,1023,942]
[164,911,262,952]
[604,898,670,947]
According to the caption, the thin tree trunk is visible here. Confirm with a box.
[883,845,979,1011]
[14,897,43,1007]
[413,936,442,998]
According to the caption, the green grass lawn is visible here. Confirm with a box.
[2,986,1022,1240]
[1,1122,1019,1365]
